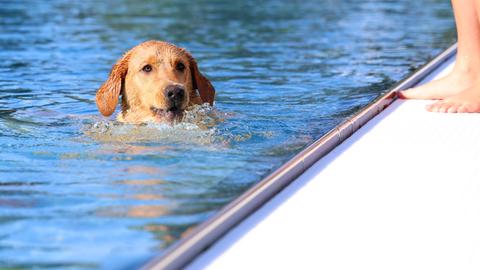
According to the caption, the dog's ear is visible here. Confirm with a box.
[188,55,215,105]
[96,52,130,117]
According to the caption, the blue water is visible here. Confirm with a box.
[0,0,454,269]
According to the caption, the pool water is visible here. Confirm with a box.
[0,0,454,269]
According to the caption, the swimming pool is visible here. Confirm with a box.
[0,0,454,269]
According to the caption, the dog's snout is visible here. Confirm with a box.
[165,85,185,102]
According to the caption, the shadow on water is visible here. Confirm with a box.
[0,0,455,268]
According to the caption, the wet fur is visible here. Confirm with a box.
[96,40,215,124]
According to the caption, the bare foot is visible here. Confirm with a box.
[426,86,480,113]
[398,64,480,113]
[398,67,478,100]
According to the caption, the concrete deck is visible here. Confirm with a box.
[187,53,480,270]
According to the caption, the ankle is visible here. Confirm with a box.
[453,55,480,76]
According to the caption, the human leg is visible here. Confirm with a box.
[399,0,480,113]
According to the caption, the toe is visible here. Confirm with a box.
[469,104,480,112]
[425,103,433,111]
[457,105,468,113]
[398,88,425,99]
[460,103,480,113]
[447,104,460,113]
[438,102,452,113]
[397,89,411,99]
[426,101,441,112]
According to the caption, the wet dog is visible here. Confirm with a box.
[96,40,215,123]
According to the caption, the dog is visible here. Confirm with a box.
[95,40,215,123]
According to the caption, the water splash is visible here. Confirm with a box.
[83,104,250,146]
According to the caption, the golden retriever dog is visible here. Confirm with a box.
[96,40,215,123]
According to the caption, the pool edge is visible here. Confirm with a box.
[141,43,458,270]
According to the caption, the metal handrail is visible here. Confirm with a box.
[142,43,458,270]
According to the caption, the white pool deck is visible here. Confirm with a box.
[186,52,480,269]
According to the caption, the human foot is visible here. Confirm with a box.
[426,86,480,113]
[398,67,478,100]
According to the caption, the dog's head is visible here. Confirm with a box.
[96,41,215,123]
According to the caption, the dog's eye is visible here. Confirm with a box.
[142,64,152,73]
[176,62,185,72]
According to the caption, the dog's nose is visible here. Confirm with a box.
[165,85,185,102]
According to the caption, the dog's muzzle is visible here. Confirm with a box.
[150,85,186,122]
